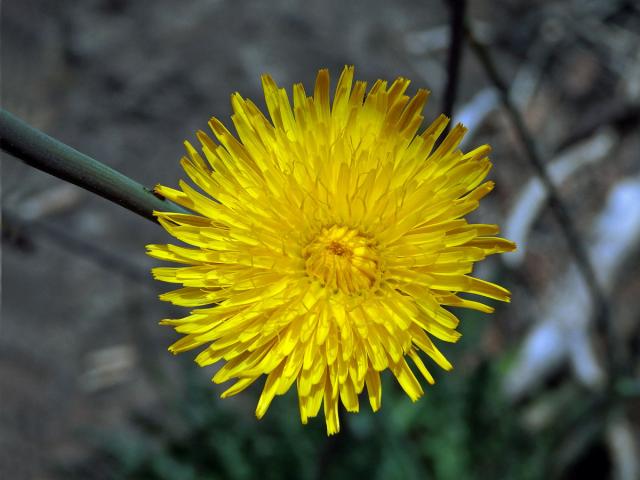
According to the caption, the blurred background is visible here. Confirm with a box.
[2,0,640,478]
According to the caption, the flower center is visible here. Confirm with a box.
[303,225,380,295]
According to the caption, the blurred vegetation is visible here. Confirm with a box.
[88,314,557,480]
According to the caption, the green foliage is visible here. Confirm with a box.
[98,317,552,480]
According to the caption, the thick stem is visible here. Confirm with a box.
[0,109,188,223]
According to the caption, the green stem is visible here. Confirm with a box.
[0,109,188,223]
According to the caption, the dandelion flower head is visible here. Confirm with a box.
[147,66,516,435]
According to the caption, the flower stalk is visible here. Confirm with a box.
[0,109,188,223]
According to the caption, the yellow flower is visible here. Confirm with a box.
[147,66,515,435]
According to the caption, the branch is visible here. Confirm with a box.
[465,27,615,370]
[3,208,153,286]
[0,109,188,223]
[442,0,467,134]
